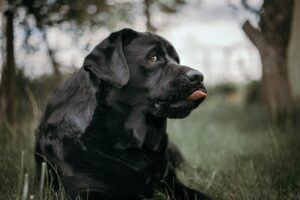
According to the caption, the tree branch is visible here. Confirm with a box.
[41,30,62,80]
[242,20,266,51]
[144,0,156,32]
[241,0,261,15]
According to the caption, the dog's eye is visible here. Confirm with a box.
[149,56,158,63]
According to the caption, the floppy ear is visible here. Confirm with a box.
[83,29,138,88]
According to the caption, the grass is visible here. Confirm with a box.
[168,95,300,200]
[1,86,300,199]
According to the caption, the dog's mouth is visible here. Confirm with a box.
[187,89,207,101]
[151,88,207,118]
[155,89,207,107]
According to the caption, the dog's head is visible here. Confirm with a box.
[83,29,207,118]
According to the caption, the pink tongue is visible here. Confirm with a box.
[187,90,207,101]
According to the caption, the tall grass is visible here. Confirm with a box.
[0,85,299,199]
[168,94,300,200]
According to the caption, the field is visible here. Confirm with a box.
[0,85,300,200]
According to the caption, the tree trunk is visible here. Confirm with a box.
[0,9,17,125]
[42,31,62,82]
[288,0,300,103]
[260,45,292,120]
[144,0,156,32]
[242,0,294,121]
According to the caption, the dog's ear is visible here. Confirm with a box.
[83,29,139,88]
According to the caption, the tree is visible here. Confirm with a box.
[143,0,185,32]
[0,3,17,125]
[0,0,186,125]
[21,0,133,80]
[0,0,133,125]
[288,1,300,107]
[241,0,294,121]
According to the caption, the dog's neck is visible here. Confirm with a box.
[92,93,166,152]
[106,107,167,152]
[93,82,167,152]
[123,109,167,151]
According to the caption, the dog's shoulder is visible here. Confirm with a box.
[40,69,99,135]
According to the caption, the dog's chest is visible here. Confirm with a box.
[81,110,169,196]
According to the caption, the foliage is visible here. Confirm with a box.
[13,69,72,123]
[208,82,237,96]
[10,0,134,28]
[244,80,261,105]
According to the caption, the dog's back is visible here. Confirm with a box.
[35,69,97,188]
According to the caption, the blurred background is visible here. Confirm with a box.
[0,0,300,199]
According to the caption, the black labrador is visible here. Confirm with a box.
[35,29,211,200]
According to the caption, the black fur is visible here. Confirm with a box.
[35,29,211,200]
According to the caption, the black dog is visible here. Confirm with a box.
[35,29,211,200]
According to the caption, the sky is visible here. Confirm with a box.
[157,0,263,84]
[10,0,263,85]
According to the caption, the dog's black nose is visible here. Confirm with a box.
[186,70,204,83]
